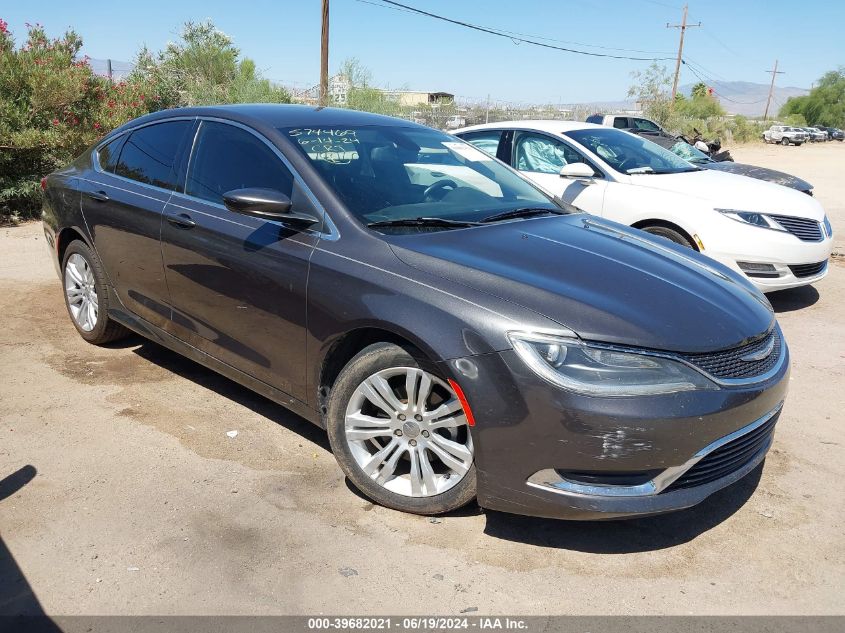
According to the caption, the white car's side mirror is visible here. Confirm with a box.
[559,163,596,181]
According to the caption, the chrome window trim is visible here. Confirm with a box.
[526,402,783,498]
[91,116,197,198]
[91,115,338,241]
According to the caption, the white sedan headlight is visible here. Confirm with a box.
[715,209,786,232]
[508,332,715,397]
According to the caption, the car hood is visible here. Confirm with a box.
[627,168,824,220]
[702,161,813,193]
[387,215,774,354]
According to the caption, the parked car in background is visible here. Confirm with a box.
[803,127,828,142]
[455,120,832,292]
[444,114,467,130]
[631,129,814,195]
[816,126,844,141]
[763,126,807,145]
[808,127,830,143]
[586,113,665,134]
[42,105,791,521]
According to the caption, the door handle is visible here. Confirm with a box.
[166,213,196,229]
[86,190,109,202]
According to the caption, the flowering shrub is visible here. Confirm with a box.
[0,22,171,220]
[1,19,291,220]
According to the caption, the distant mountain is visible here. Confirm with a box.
[678,81,809,117]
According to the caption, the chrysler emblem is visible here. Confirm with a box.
[740,337,775,362]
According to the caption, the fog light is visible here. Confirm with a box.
[737,262,779,278]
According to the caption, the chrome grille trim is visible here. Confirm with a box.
[768,214,823,242]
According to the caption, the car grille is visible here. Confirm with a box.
[789,261,827,278]
[664,410,780,492]
[767,214,823,241]
[677,330,782,380]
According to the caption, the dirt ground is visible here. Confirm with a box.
[1,142,843,616]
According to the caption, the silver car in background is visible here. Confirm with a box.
[763,126,807,146]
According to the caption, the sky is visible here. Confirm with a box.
[3,0,843,105]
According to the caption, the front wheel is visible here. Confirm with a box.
[326,343,477,515]
[781,137,790,146]
[62,241,129,345]
[640,225,695,249]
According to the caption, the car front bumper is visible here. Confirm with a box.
[440,337,789,520]
[702,222,833,293]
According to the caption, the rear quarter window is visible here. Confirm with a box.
[97,135,126,173]
[115,120,192,190]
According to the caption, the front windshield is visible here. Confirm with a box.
[281,125,559,227]
[564,128,699,175]
[668,140,711,164]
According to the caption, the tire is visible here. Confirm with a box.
[781,137,790,146]
[61,240,129,345]
[325,342,477,515]
[640,225,695,249]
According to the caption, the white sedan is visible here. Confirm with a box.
[454,121,833,293]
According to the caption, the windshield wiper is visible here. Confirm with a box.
[367,217,481,229]
[626,166,655,174]
[479,207,566,223]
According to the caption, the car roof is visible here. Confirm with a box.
[454,120,604,135]
[109,104,429,136]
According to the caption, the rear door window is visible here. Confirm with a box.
[458,130,503,157]
[115,121,192,190]
[185,121,294,205]
[612,117,630,129]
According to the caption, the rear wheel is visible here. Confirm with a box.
[62,241,129,345]
[326,343,477,515]
[781,137,790,146]
[640,225,695,249]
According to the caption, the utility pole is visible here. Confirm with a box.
[485,94,490,123]
[763,60,785,121]
[666,5,701,101]
[320,0,330,106]
[106,59,113,82]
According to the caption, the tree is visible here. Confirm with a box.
[675,91,725,118]
[779,68,845,127]
[337,57,372,89]
[691,82,708,99]
[130,20,290,106]
[627,63,673,126]
[783,113,807,127]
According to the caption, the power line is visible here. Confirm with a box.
[352,0,674,55]
[369,0,675,61]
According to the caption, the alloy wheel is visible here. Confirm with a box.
[65,253,98,332]
[344,367,473,497]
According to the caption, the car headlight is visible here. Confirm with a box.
[824,215,833,238]
[508,332,715,397]
[715,209,786,231]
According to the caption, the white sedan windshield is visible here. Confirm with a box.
[565,128,700,175]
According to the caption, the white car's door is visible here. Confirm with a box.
[509,130,607,213]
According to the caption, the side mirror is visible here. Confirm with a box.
[559,163,596,181]
[222,188,319,227]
